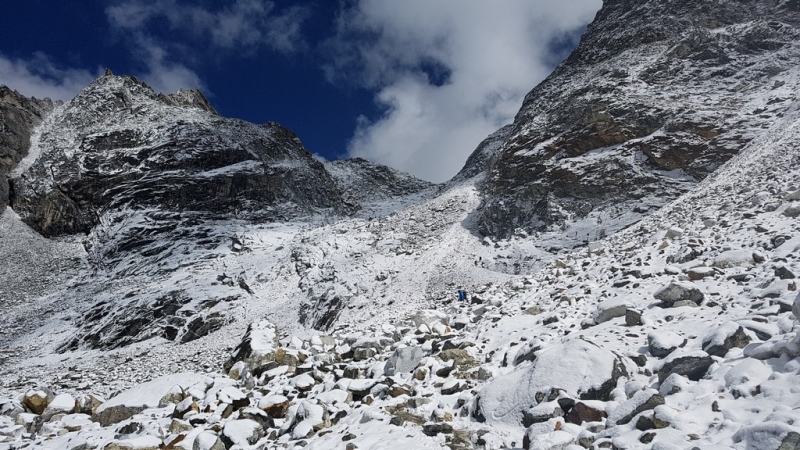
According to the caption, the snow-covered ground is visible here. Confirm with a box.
[2,98,800,449]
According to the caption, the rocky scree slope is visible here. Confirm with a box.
[469,0,800,243]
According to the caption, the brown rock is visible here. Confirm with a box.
[565,402,607,425]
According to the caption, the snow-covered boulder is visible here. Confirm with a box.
[221,419,264,448]
[223,320,278,373]
[103,435,162,450]
[476,339,624,426]
[384,346,424,376]
[594,298,632,324]
[712,249,755,268]
[93,373,210,426]
[702,322,751,357]
[606,389,664,426]
[647,331,685,358]
[42,393,77,420]
[408,310,449,328]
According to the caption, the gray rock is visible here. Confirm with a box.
[594,299,631,323]
[384,346,424,376]
[354,347,377,361]
[625,309,643,326]
[776,266,796,280]
[422,422,453,436]
[780,431,800,450]
[654,282,704,306]
[783,203,800,218]
[658,354,715,382]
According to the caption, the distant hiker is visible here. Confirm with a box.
[457,289,467,301]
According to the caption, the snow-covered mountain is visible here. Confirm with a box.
[2,0,800,449]
[471,0,800,243]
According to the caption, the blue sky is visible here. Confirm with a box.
[0,0,601,182]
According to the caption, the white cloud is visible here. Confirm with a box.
[124,34,207,94]
[0,52,100,101]
[326,0,602,182]
[106,0,310,54]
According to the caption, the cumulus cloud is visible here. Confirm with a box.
[106,0,310,54]
[121,34,208,94]
[103,0,310,94]
[326,0,602,182]
[0,52,100,101]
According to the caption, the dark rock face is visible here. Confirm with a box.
[464,0,800,239]
[0,86,56,210]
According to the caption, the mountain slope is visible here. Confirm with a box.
[470,0,800,242]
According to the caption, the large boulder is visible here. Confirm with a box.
[594,298,632,324]
[657,352,714,382]
[702,322,751,357]
[606,389,665,426]
[93,373,210,426]
[22,389,53,415]
[223,320,278,373]
[647,331,686,358]
[654,282,704,306]
[476,339,625,426]
[42,393,77,420]
[221,419,265,448]
[384,346,424,376]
